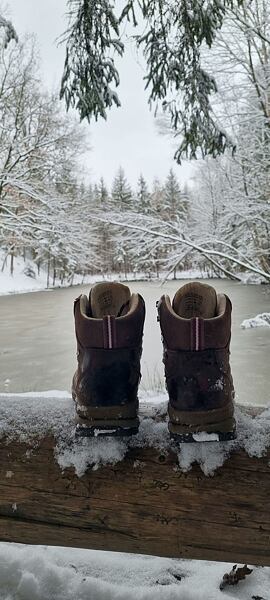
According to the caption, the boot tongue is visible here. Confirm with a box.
[172,282,217,319]
[90,282,131,318]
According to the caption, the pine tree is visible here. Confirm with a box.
[151,178,164,216]
[95,177,109,204]
[111,167,132,207]
[136,174,150,214]
[163,170,186,221]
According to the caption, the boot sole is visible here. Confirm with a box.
[74,399,139,437]
[75,423,139,438]
[169,417,236,443]
[73,396,139,437]
[75,418,139,438]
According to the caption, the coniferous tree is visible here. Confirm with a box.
[111,167,132,207]
[136,174,150,214]
[150,178,164,216]
[96,177,109,204]
[163,170,187,222]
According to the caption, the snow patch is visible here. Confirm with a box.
[57,436,127,477]
[0,542,269,600]
[0,392,269,477]
[192,432,220,442]
[241,312,270,329]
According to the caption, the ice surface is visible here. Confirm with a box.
[241,312,270,329]
[0,392,269,477]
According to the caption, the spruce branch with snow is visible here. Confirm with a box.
[60,0,244,161]
[0,13,17,48]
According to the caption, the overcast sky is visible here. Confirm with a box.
[6,0,194,189]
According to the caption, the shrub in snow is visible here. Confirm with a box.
[23,265,36,279]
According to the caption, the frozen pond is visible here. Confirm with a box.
[0,279,269,406]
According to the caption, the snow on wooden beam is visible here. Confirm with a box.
[0,395,269,565]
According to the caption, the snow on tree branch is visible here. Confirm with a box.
[90,210,270,283]
[0,14,18,47]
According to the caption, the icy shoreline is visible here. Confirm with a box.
[0,391,269,477]
[0,251,267,297]
[0,251,209,297]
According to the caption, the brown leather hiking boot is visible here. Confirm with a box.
[72,282,145,436]
[157,282,236,442]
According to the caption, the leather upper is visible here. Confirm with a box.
[74,293,145,349]
[158,293,232,351]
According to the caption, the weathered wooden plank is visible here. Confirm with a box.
[0,433,269,565]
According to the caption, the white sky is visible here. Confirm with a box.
[6,0,194,189]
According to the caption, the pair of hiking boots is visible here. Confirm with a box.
[72,281,236,442]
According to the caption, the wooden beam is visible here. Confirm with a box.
[0,419,270,565]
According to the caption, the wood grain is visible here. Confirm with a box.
[0,424,269,565]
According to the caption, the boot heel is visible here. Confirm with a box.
[74,399,139,437]
[75,417,139,438]
[169,417,236,443]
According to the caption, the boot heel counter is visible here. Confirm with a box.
[164,347,234,411]
[74,347,142,407]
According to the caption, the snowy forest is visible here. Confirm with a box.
[0,0,270,285]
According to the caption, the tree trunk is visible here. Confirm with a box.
[47,254,51,288]
[52,257,56,287]
[10,249,14,276]
[1,254,8,272]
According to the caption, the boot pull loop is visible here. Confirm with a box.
[190,317,205,351]
[102,315,117,349]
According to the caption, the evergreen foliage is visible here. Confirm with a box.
[164,169,187,221]
[111,166,132,206]
[0,14,18,48]
[96,177,109,203]
[136,174,150,214]
[60,0,243,161]
[60,0,123,121]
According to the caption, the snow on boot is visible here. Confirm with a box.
[157,282,236,442]
[72,282,145,437]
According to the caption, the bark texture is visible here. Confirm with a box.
[0,428,269,565]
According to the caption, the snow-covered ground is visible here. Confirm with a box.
[1,542,269,600]
[0,252,207,296]
[0,391,270,600]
